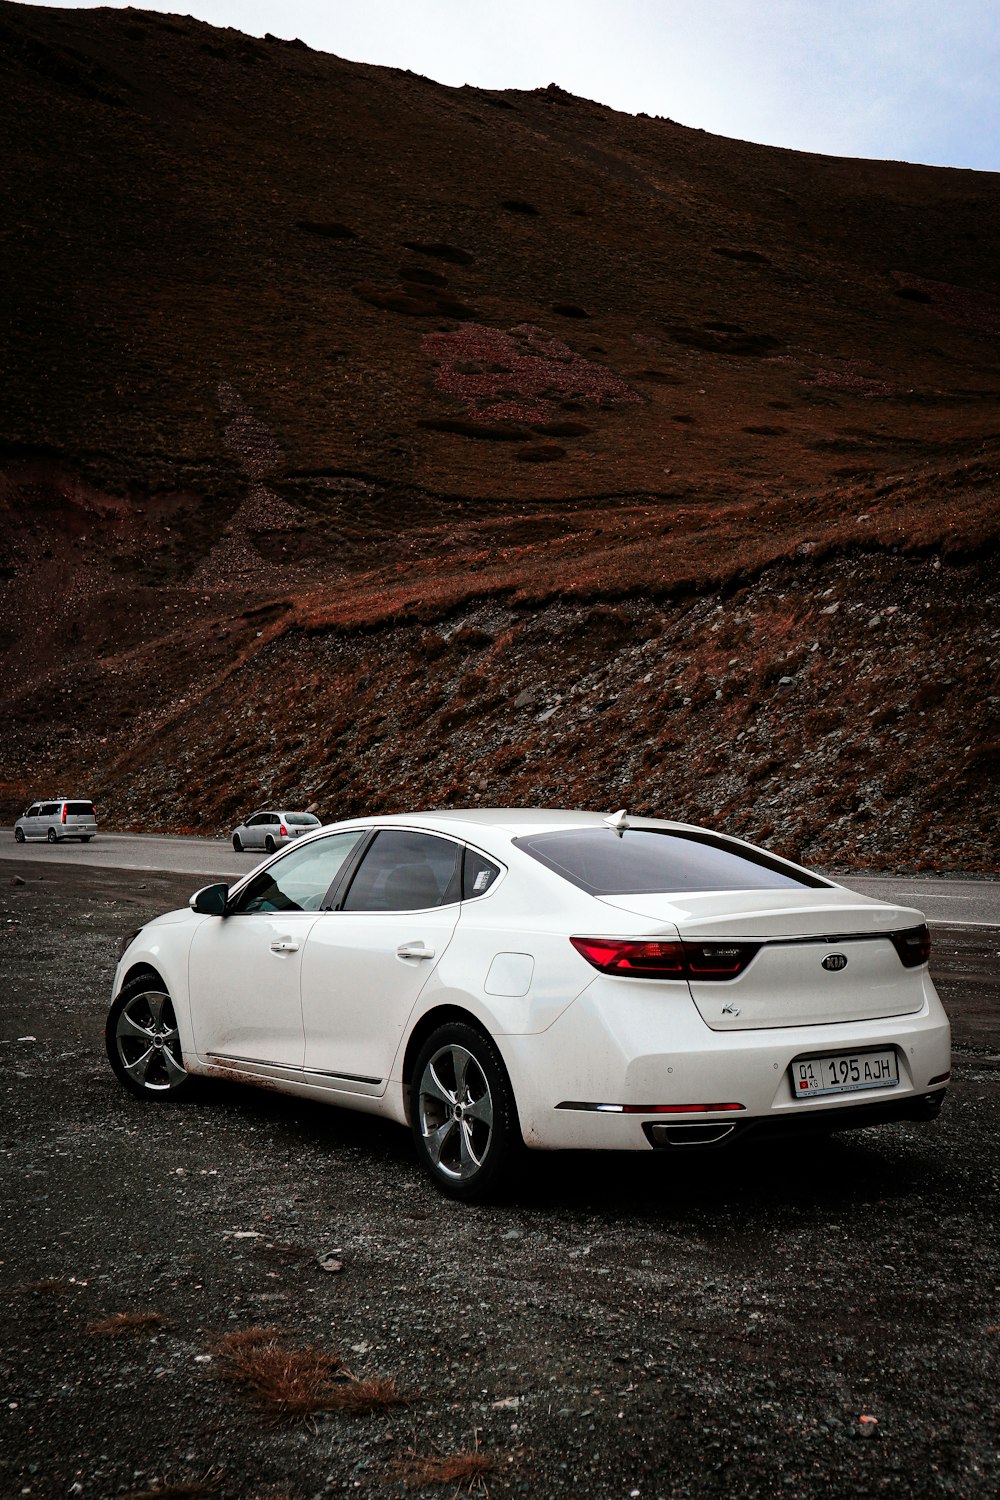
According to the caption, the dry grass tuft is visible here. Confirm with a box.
[392,1450,496,1491]
[323,1375,404,1415]
[129,1485,215,1499]
[86,1311,167,1337]
[127,1471,223,1499]
[215,1327,405,1420]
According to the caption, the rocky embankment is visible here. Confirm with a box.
[81,548,997,873]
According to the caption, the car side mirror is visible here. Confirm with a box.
[189,882,230,916]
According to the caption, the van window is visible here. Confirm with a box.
[67,802,94,816]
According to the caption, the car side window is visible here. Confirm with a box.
[463,848,501,900]
[247,814,264,827]
[26,805,40,817]
[40,803,57,815]
[342,830,462,912]
[233,830,366,915]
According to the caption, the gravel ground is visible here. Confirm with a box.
[1,864,998,1500]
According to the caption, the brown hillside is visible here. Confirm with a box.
[0,2,997,868]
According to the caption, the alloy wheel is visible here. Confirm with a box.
[416,1043,494,1182]
[113,989,187,1092]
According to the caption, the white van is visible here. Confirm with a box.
[14,799,98,843]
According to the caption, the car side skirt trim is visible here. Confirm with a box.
[208,1052,381,1086]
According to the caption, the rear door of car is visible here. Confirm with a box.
[300,829,463,1093]
[244,813,267,849]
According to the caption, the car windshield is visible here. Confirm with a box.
[285,813,321,826]
[513,827,827,895]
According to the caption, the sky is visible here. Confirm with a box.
[23,0,1000,171]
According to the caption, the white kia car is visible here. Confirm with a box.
[106,810,950,1200]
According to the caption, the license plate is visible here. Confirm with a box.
[792,1049,898,1098]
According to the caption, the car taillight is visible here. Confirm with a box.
[570,937,759,981]
[570,937,686,977]
[61,804,67,823]
[684,942,759,978]
[890,924,931,967]
[280,823,288,837]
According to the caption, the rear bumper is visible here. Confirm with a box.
[496,971,951,1151]
[643,1086,947,1149]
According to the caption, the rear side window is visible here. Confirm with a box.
[66,802,94,816]
[463,848,501,899]
[342,830,462,912]
[514,827,826,895]
[40,803,58,816]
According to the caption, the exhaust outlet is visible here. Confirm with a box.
[648,1122,737,1147]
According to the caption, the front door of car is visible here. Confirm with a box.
[300,829,463,1092]
[188,829,367,1072]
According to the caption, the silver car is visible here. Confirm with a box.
[15,798,98,843]
[231,810,321,853]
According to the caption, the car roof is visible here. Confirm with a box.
[345,808,704,838]
[248,809,317,817]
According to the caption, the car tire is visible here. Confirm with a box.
[411,1021,521,1202]
[46,828,58,844]
[232,833,243,851]
[14,828,25,843]
[106,974,193,1101]
[264,835,276,854]
[80,836,92,843]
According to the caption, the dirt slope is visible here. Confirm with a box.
[0,2,997,866]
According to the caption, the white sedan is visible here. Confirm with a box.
[106,809,951,1200]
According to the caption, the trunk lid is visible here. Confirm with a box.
[596,887,928,1030]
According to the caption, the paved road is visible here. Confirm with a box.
[836,875,999,929]
[0,829,248,881]
[1,829,997,925]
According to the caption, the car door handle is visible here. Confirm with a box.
[397,942,435,960]
[270,938,299,954]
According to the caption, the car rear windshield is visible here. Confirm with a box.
[66,802,94,816]
[285,813,320,826]
[513,827,828,895]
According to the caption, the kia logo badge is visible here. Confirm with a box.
[822,953,848,972]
